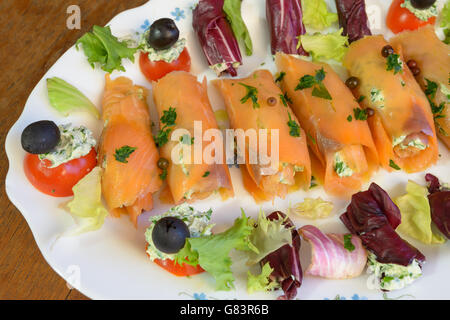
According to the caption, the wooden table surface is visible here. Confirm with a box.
[0,0,148,300]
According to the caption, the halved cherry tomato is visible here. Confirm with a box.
[154,258,205,277]
[386,0,436,34]
[24,147,97,197]
[139,48,191,82]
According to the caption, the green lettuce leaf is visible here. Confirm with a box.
[299,29,349,62]
[247,262,278,294]
[65,167,108,235]
[174,211,256,291]
[76,25,137,73]
[301,0,338,31]
[47,77,100,119]
[223,0,253,55]
[246,210,293,266]
[440,0,450,29]
[394,180,446,244]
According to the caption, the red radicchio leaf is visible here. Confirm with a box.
[192,0,242,76]
[340,183,425,267]
[266,0,308,56]
[335,0,371,43]
[425,174,450,239]
[260,211,302,300]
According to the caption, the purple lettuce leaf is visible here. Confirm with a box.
[266,0,308,56]
[192,0,242,76]
[260,211,302,300]
[335,0,371,43]
[425,174,450,239]
[340,183,425,267]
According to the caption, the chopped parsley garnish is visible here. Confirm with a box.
[353,108,368,121]
[295,68,332,100]
[307,132,316,145]
[356,95,365,103]
[287,113,301,137]
[343,234,355,252]
[347,115,353,122]
[275,71,286,83]
[180,134,194,145]
[238,83,260,109]
[424,79,447,135]
[386,53,403,75]
[389,159,401,170]
[334,161,346,176]
[279,93,291,107]
[155,107,177,147]
[202,171,210,178]
[159,168,168,181]
[114,145,137,163]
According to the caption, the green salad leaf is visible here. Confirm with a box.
[247,262,278,294]
[223,0,253,55]
[47,77,100,119]
[246,210,293,266]
[298,29,349,62]
[394,180,446,244]
[65,167,108,235]
[174,211,256,291]
[301,0,338,30]
[76,25,137,73]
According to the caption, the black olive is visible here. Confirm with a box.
[21,120,60,154]
[147,18,180,50]
[152,217,190,254]
[267,97,277,106]
[407,59,417,69]
[381,45,394,58]
[157,158,169,169]
[345,77,360,89]
[410,0,436,10]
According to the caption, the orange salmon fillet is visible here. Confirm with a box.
[214,69,311,202]
[276,53,378,198]
[344,35,438,173]
[98,75,162,226]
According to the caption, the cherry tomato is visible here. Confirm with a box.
[139,48,191,82]
[154,258,205,277]
[386,0,436,34]
[24,147,97,197]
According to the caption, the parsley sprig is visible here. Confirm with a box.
[287,113,301,137]
[275,71,286,83]
[386,53,403,75]
[353,108,368,121]
[238,83,260,109]
[343,234,355,252]
[155,107,177,147]
[114,145,137,163]
[389,159,401,170]
[295,68,332,100]
[424,79,447,136]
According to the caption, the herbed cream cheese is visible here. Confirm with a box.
[145,204,214,261]
[367,253,422,291]
[334,152,354,177]
[39,124,96,168]
[401,0,438,21]
[370,88,385,109]
[139,28,186,63]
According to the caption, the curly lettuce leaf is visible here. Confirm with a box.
[246,210,292,266]
[223,0,253,55]
[174,211,256,291]
[395,180,446,245]
[299,29,349,62]
[47,77,100,119]
[76,25,137,73]
[290,197,333,219]
[301,0,338,30]
[65,167,108,235]
[441,0,450,29]
[247,262,278,294]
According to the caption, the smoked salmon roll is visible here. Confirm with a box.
[99,75,162,226]
[275,53,378,197]
[152,71,234,204]
[344,35,439,173]
[390,26,450,149]
[213,69,311,202]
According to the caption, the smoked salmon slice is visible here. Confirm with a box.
[390,26,450,149]
[344,35,438,173]
[98,75,162,226]
[275,53,378,198]
[152,71,234,204]
[214,69,311,202]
